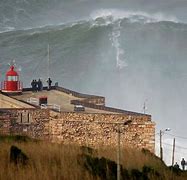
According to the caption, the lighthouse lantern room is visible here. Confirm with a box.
[1,65,22,94]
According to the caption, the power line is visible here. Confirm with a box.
[155,132,187,140]
[163,146,187,156]
[165,132,187,140]
[156,144,187,159]
[155,140,187,150]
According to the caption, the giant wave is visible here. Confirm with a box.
[0,9,187,140]
[0,10,186,82]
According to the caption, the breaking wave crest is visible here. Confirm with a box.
[0,8,184,34]
[90,9,180,25]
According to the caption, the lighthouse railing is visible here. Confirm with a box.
[1,81,22,91]
[1,81,7,90]
[18,81,23,91]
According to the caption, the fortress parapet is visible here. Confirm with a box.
[0,85,155,153]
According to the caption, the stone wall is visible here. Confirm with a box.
[0,112,11,135]
[0,109,50,139]
[0,109,155,153]
[48,112,155,153]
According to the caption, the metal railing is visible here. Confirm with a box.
[1,81,22,91]
[27,97,39,105]
[26,97,61,112]
[41,104,61,112]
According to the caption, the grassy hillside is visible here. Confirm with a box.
[0,135,187,180]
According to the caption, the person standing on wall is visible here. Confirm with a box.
[31,79,37,92]
[31,80,35,92]
[173,162,180,169]
[181,158,186,170]
[47,77,52,91]
[38,78,43,91]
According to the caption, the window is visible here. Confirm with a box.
[7,76,18,81]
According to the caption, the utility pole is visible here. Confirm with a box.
[160,128,171,161]
[117,120,132,180]
[172,138,175,166]
[171,138,176,180]
[160,130,163,161]
[117,124,121,180]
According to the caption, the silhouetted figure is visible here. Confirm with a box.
[47,77,52,91]
[35,80,39,92]
[31,79,37,92]
[55,82,58,87]
[33,79,37,92]
[31,80,35,92]
[37,78,43,91]
[174,162,180,169]
[181,158,186,170]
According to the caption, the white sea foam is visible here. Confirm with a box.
[109,20,128,70]
[0,27,16,34]
[90,9,179,24]
[0,21,84,35]
[90,9,180,70]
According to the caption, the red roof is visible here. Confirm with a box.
[6,66,18,76]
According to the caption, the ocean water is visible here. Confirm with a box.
[0,1,187,164]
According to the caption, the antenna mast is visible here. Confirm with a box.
[143,102,146,114]
[143,99,148,114]
[47,44,50,78]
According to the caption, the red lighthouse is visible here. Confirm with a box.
[1,65,22,94]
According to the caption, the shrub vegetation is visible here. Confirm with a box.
[0,135,187,180]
